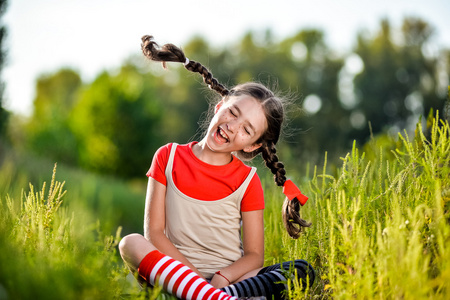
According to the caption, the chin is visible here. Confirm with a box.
[205,140,218,152]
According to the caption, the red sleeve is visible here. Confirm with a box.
[146,143,172,185]
[240,172,265,212]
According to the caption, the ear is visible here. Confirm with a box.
[243,142,262,153]
[214,99,225,114]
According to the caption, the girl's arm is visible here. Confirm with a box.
[144,177,204,277]
[210,209,265,288]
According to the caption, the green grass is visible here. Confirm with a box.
[0,150,147,236]
[257,112,450,299]
[0,164,128,299]
[300,113,450,299]
[0,112,449,299]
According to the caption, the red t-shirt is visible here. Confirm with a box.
[147,142,265,212]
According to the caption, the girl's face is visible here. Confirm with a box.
[205,95,267,154]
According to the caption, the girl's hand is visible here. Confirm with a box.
[210,210,265,287]
[210,273,230,289]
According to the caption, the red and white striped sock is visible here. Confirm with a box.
[138,250,237,300]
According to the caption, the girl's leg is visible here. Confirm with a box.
[119,233,157,273]
[220,260,315,299]
[119,234,238,300]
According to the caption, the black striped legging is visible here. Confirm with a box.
[220,260,315,299]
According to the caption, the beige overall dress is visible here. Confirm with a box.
[164,143,257,279]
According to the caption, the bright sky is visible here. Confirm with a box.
[3,0,450,116]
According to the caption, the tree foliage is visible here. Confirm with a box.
[70,63,166,178]
[18,17,450,179]
[353,18,443,139]
[26,69,82,163]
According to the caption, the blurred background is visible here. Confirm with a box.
[0,0,449,235]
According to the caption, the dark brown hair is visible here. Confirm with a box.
[141,35,311,238]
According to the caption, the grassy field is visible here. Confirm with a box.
[0,113,449,299]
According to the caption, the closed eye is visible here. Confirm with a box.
[229,106,253,135]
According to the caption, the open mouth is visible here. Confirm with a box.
[216,126,229,143]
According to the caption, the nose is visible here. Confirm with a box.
[226,120,239,133]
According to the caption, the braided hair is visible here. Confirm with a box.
[141,35,229,97]
[141,35,311,238]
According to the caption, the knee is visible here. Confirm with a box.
[118,233,143,257]
[118,233,150,266]
[118,233,157,270]
[280,260,315,288]
[293,260,315,288]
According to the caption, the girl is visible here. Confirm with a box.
[119,35,315,300]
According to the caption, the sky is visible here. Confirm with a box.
[2,0,450,116]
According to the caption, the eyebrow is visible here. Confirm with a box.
[233,105,256,133]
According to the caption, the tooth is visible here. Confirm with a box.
[219,128,228,141]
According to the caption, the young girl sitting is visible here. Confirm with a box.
[119,35,315,300]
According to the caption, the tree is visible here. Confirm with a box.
[353,17,444,142]
[0,0,8,139]
[26,68,82,163]
[70,63,166,178]
[277,29,346,166]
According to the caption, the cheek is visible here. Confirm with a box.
[217,112,230,122]
[238,133,253,144]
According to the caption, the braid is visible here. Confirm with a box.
[261,142,286,187]
[141,35,229,97]
[141,35,186,67]
[184,61,229,97]
[282,196,311,239]
[261,141,311,239]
